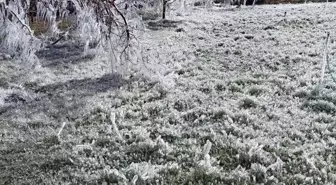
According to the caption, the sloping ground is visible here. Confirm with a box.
[1,3,336,185]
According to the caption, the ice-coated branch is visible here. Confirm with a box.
[9,9,34,36]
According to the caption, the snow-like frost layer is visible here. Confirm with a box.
[1,2,336,184]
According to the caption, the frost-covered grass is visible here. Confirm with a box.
[1,2,336,185]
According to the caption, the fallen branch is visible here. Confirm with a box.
[51,31,68,45]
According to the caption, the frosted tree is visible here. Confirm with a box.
[162,0,168,19]
[123,0,188,20]
[0,0,130,58]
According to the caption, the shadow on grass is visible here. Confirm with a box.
[0,73,126,121]
[147,19,183,30]
[35,73,125,95]
[0,73,128,184]
[36,43,95,68]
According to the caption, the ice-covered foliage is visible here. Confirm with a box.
[0,0,39,61]
[0,0,130,64]
[122,0,204,19]
[0,20,40,63]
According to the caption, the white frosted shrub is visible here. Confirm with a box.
[0,0,40,62]
[0,22,40,64]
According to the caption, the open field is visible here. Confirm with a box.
[1,2,336,184]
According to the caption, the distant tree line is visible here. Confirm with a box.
[214,0,335,5]
[262,0,335,4]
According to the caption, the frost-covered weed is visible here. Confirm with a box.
[125,162,163,181]
[102,167,128,183]
[250,163,267,183]
[228,166,250,183]
[197,140,221,174]
[293,88,310,98]
[229,83,243,93]
[214,144,240,171]
[314,113,334,123]
[0,2,41,65]
[74,6,102,47]
[248,85,267,96]
[303,100,336,114]
[239,96,259,109]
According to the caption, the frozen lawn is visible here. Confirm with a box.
[1,2,336,184]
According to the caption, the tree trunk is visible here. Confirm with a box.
[162,0,167,19]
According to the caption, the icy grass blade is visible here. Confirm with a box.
[110,112,123,141]
[57,122,67,139]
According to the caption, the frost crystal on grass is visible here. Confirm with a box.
[267,156,284,175]
[125,162,162,181]
[198,140,221,175]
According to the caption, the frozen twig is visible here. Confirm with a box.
[51,31,69,45]
[110,112,123,141]
[131,175,138,185]
[267,156,284,175]
[318,32,330,89]
[57,122,67,139]
[325,33,336,83]
[310,31,330,97]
